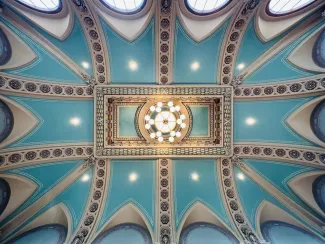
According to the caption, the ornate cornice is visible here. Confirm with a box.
[70,0,110,84]
[237,159,325,239]
[219,157,266,244]
[69,158,110,244]
[156,0,176,84]
[219,0,261,85]
[0,144,93,170]
[0,159,91,242]
[234,75,325,99]
[0,74,93,98]
[156,159,175,244]
[233,143,325,169]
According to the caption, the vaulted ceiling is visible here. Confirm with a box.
[1,0,325,244]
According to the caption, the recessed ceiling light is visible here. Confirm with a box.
[81,174,90,182]
[81,61,90,69]
[237,173,245,181]
[237,63,245,70]
[129,172,138,182]
[245,117,256,126]
[191,172,199,181]
[129,60,138,71]
[191,61,200,71]
[70,117,81,126]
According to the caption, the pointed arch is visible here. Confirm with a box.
[176,201,239,243]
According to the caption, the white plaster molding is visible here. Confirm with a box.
[0,95,39,149]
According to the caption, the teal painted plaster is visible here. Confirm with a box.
[234,97,315,146]
[5,96,93,148]
[0,160,84,226]
[0,18,85,84]
[189,106,209,137]
[100,18,155,84]
[234,167,322,235]
[245,159,325,222]
[118,106,139,137]
[1,166,93,241]
[98,160,156,231]
[173,159,231,230]
[244,20,325,84]
[173,19,229,84]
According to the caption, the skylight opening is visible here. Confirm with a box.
[16,0,61,13]
[268,0,316,16]
[101,0,146,14]
[186,0,231,15]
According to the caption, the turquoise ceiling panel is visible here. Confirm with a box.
[5,95,93,148]
[235,18,286,76]
[98,160,156,231]
[2,167,93,240]
[0,160,84,226]
[234,167,321,235]
[0,18,85,84]
[244,20,325,84]
[173,159,231,231]
[4,5,93,77]
[234,97,315,146]
[189,106,209,137]
[173,19,229,84]
[118,106,139,137]
[244,159,325,222]
[100,18,155,84]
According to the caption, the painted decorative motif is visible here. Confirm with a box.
[71,158,109,244]
[311,100,325,143]
[220,157,263,243]
[9,224,67,244]
[0,99,14,143]
[157,0,175,84]
[0,145,93,168]
[179,222,239,244]
[0,178,10,216]
[261,221,324,244]
[94,86,233,158]
[313,29,325,68]
[0,75,93,98]
[71,0,109,84]
[92,223,152,244]
[0,27,12,66]
[233,144,325,167]
[313,175,325,214]
[220,0,261,85]
[234,76,325,99]
[158,159,174,244]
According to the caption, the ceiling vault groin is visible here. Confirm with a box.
[0,74,94,98]
[0,144,93,170]
[236,158,325,240]
[69,0,110,85]
[219,0,262,86]
[219,157,267,244]
[0,158,92,243]
[69,158,110,243]
[233,143,325,169]
[0,6,89,82]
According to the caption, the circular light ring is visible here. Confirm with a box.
[313,29,325,68]
[100,0,147,15]
[0,28,11,66]
[185,0,232,16]
[311,100,325,143]
[0,100,14,143]
[15,0,62,13]
[267,0,316,16]
[0,178,10,216]
[312,175,325,213]
[138,100,190,143]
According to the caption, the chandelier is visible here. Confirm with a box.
[144,101,186,143]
